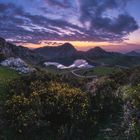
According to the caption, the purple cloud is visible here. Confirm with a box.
[0,0,139,45]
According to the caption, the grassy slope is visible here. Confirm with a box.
[90,56,140,67]
[0,67,20,102]
[75,66,120,77]
[43,66,121,79]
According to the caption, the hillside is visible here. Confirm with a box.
[0,65,140,139]
[0,38,43,64]
[0,66,20,102]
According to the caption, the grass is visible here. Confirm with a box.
[44,66,120,79]
[0,67,19,82]
[0,67,21,139]
[75,66,120,77]
[0,66,20,102]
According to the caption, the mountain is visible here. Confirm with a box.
[86,46,121,57]
[34,44,140,66]
[87,46,106,54]
[34,43,78,60]
[34,45,112,60]
[1,37,140,67]
[0,37,43,64]
[34,43,81,65]
[126,51,140,57]
[86,47,109,57]
[34,45,121,65]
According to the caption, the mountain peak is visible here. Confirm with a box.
[34,42,77,60]
[59,43,76,50]
[62,42,73,47]
[94,46,104,50]
[87,46,106,53]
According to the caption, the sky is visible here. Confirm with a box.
[0,0,140,52]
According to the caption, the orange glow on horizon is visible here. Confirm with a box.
[18,35,140,53]
[20,40,113,51]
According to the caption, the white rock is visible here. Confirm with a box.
[0,57,35,73]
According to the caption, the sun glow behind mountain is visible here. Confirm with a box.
[22,40,112,50]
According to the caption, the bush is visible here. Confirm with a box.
[121,85,140,139]
[5,81,89,138]
[88,77,122,122]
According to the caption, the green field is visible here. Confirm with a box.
[44,66,121,78]
[75,66,120,77]
[0,67,19,82]
[0,67,20,102]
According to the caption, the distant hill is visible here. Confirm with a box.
[126,50,140,57]
[86,47,107,55]
[85,46,121,58]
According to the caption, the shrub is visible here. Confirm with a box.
[5,81,89,138]
[88,77,122,122]
[121,85,140,139]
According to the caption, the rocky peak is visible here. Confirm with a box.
[59,43,76,50]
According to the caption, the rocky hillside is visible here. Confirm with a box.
[0,57,35,73]
[0,38,43,64]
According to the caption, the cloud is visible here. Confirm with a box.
[44,0,71,8]
[77,0,139,40]
[0,0,139,45]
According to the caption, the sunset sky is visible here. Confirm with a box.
[0,0,140,52]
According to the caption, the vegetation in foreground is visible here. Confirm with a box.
[0,66,140,139]
[0,66,19,102]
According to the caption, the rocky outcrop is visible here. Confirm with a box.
[0,37,44,64]
[0,57,36,73]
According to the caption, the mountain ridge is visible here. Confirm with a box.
[126,50,140,57]
[1,37,140,67]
